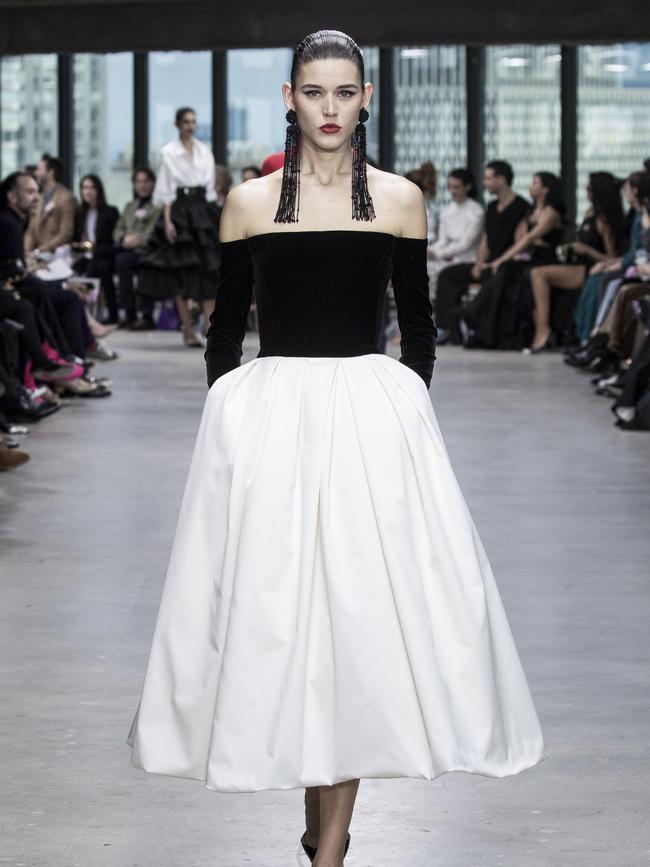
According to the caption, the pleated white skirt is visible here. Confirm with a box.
[127,353,544,793]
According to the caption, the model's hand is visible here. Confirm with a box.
[164,220,177,244]
[470,262,485,280]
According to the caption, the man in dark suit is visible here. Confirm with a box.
[0,171,92,360]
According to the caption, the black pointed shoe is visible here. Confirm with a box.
[300,831,351,863]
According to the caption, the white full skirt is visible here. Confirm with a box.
[128,354,544,793]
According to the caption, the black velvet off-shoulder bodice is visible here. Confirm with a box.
[204,230,437,389]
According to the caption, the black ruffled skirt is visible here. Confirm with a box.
[138,187,221,302]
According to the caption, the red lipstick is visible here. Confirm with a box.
[319,124,341,134]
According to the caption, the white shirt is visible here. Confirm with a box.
[83,208,98,244]
[153,137,217,206]
[431,198,485,262]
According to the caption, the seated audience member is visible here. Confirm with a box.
[460,172,565,352]
[573,171,650,343]
[610,304,650,431]
[429,168,484,293]
[24,154,75,255]
[113,166,160,330]
[0,279,82,385]
[241,165,262,182]
[435,160,529,345]
[1,171,114,375]
[0,322,62,427]
[566,207,650,374]
[73,174,120,325]
[528,171,626,351]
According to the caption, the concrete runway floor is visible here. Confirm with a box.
[1,330,649,867]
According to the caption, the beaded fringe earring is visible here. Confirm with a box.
[274,106,376,223]
[274,109,301,223]
[351,107,376,221]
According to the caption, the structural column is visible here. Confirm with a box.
[212,50,228,166]
[466,46,485,191]
[378,47,394,172]
[57,54,73,186]
[561,45,578,226]
[133,52,149,168]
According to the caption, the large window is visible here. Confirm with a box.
[6,44,650,226]
[149,51,212,168]
[0,55,58,176]
[360,46,380,164]
[73,53,133,208]
[485,45,561,203]
[227,48,292,179]
[577,43,650,218]
[393,46,467,205]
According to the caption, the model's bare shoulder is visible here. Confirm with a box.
[367,168,428,239]
[220,172,283,241]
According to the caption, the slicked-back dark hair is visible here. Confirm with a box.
[289,29,365,89]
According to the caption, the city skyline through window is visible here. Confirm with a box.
[1,45,649,218]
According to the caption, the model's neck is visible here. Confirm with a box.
[42,177,57,194]
[299,139,353,184]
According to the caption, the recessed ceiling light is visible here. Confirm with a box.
[400,49,428,59]
[500,57,531,68]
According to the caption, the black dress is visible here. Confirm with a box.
[128,229,545,793]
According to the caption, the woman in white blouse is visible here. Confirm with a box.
[138,107,221,347]
[428,169,485,299]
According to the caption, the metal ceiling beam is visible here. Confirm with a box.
[2,0,650,54]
